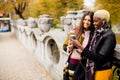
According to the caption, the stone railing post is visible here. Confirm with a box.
[74,10,88,26]
[62,11,77,34]
[27,17,37,28]
[38,14,54,32]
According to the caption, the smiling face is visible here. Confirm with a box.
[93,16,104,29]
[83,15,91,30]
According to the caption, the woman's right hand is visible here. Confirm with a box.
[72,39,84,51]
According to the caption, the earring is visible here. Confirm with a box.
[103,20,105,24]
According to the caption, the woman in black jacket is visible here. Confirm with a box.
[72,10,116,80]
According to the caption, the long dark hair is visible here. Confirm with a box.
[77,11,95,37]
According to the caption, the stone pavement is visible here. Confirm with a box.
[0,32,54,80]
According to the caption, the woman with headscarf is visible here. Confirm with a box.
[72,10,116,80]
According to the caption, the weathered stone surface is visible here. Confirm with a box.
[0,32,54,80]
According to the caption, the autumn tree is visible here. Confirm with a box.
[95,0,120,24]
[10,0,30,19]
[0,0,83,22]
[0,0,13,17]
[0,0,30,19]
[29,0,83,23]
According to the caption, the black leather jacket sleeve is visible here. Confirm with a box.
[81,30,116,70]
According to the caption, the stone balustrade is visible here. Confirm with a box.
[10,9,120,80]
[11,15,67,79]
[11,24,67,80]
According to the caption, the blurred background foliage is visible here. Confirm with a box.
[0,0,120,25]
[0,0,83,24]
[0,0,120,44]
[95,0,120,24]
[28,0,83,24]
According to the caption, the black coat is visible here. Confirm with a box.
[73,58,87,80]
[81,29,116,70]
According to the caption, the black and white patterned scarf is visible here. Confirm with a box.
[90,23,110,51]
[85,23,110,80]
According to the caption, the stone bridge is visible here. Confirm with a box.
[0,9,120,80]
[11,23,67,80]
[0,32,54,80]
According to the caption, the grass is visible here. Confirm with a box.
[113,66,120,80]
[113,33,120,80]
